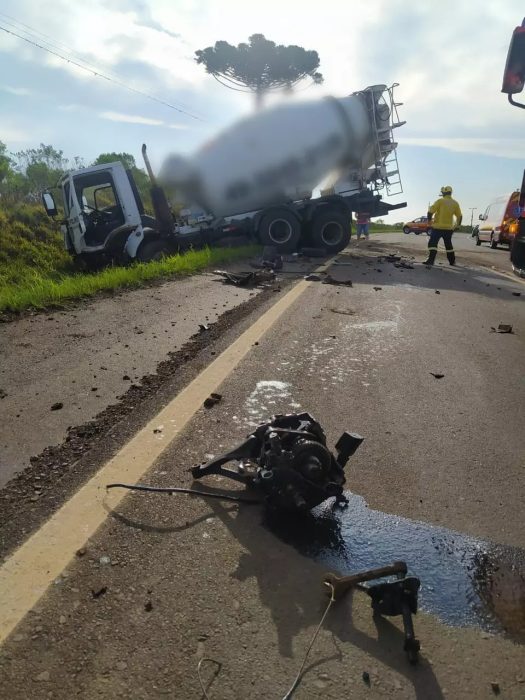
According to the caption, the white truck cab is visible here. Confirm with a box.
[57,162,153,262]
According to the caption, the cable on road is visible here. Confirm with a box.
[191,584,336,699]
[197,658,222,699]
[106,483,262,504]
[281,582,336,700]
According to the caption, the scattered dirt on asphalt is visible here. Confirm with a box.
[0,279,289,559]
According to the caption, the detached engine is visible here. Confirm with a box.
[191,413,364,513]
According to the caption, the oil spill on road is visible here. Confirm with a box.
[264,493,525,642]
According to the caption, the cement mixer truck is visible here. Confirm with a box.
[42,84,406,265]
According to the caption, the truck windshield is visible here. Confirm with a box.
[71,171,119,214]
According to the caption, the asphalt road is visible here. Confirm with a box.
[1,237,524,698]
[373,230,515,273]
[0,266,265,487]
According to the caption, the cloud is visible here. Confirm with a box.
[1,85,32,96]
[58,104,82,112]
[402,137,524,160]
[99,111,192,129]
[99,111,164,126]
[0,122,30,142]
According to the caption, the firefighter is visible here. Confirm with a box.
[423,186,462,266]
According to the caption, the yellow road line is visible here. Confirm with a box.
[0,267,332,645]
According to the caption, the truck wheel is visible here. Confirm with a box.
[137,239,172,262]
[310,208,351,253]
[258,208,301,253]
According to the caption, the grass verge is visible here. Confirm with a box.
[0,245,259,314]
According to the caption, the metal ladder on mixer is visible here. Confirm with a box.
[369,83,405,196]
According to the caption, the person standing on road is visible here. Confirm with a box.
[423,186,462,266]
[356,211,371,242]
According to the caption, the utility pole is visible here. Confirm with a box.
[468,207,477,231]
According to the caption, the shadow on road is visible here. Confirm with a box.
[206,500,444,699]
[331,243,523,301]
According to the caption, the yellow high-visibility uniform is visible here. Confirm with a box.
[428,196,462,230]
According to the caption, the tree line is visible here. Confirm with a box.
[0,141,151,206]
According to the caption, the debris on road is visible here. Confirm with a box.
[304,273,322,281]
[490,324,514,334]
[300,247,328,258]
[198,323,210,332]
[430,373,445,379]
[395,260,414,269]
[91,586,107,599]
[203,392,222,409]
[491,682,501,695]
[324,561,421,664]
[435,290,441,295]
[323,274,353,287]
[249,246,283,270]
[153,425,164,434]
[373,286,382,291]
[108,413,363,514]
[192,413,363,513]
[512,292,521,297]
[362,671,371,686]
[330,307,355,316]
[214,269,275,287]
[50,402,63,411]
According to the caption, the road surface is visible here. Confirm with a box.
[0,234,524,699]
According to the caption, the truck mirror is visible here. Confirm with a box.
[502,19,525,95]
[42,192,58,217]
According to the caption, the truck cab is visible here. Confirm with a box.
[44,162,157,265]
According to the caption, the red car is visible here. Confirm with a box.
[403,216,431,235]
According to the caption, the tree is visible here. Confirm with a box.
[195,34,323,106]
[0,141,13,183]
[92,152,137,169]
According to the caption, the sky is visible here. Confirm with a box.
[0,0,524,223]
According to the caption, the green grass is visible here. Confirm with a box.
[0,245,259,314]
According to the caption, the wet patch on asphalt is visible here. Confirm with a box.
[264,493,525,643]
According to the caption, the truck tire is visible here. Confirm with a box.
[310,208,351,253]
[136,239,172,262]
[258,208,301,253]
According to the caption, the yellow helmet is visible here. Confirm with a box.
[441,185,453,195]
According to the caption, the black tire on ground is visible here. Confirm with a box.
[258,207,301,253]
[490,235,498,249]
[403,226,411,234]
[476,235,482,246]
[136,239,172,262]
[310,208,351,253]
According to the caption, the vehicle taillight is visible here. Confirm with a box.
[509,221,518,234]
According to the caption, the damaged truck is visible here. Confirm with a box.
[42,84,407,265]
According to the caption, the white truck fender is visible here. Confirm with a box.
[124,226,146,259]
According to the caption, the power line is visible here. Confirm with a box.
[0,11,206,119]
[0,22,205,122]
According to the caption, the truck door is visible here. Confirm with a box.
[63,174,87,254]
